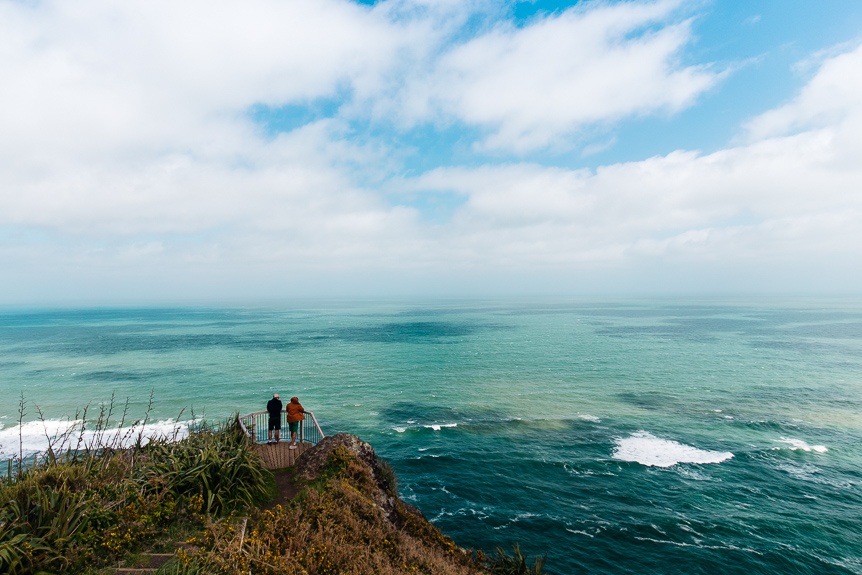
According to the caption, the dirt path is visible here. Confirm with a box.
[267,468,302,509]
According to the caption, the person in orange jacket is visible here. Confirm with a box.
[286,396,306,449]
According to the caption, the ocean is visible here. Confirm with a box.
[1,299,861,574]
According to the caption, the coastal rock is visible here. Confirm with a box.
[295,432,416,523]
[286,433,481,574]
[295,432,378,481]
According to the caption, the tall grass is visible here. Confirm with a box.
[0,397,270,574]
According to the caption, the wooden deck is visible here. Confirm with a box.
[253,441,313,469]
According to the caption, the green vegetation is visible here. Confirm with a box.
[170,440,546,575]
[1,401,546,575]
[0,405,269,574]
[176,447,481,574]
[485,544,546,575]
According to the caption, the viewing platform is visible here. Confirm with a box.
[238,410,325,469]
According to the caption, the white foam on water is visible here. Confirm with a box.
[392,426,407,433]
[578,414,601,423]
[677,467,712,481]
[0,418,190,461]
[777,463,829,485]
[424,423,457,431]
[778,462,855,489]
[612,431,734,468]
[776,437,828,453]
[632,536,763,555]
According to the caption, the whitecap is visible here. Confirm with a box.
[392,426,407,433]
[776,437,827,453]
[0,418,191,461]
[612,431,733,468]
[578,414,601,423]
[424,423,457,431]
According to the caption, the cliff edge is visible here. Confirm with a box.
[1,420,543,575]
[181,432,487,574]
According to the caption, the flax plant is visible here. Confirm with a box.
[0,396,269,574]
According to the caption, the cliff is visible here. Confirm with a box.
[181,432,486,574]
[1,421,544,574]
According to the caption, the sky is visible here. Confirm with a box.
[2,0,862,304]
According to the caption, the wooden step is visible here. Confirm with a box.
[115,552,174,574]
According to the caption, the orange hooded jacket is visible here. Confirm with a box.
[286,398,305,423]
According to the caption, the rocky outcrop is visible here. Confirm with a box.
[295,432,380,481]
[295,432,411,523]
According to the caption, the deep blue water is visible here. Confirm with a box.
[1,299,861,574]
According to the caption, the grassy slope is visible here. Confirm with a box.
[1,421,544,575]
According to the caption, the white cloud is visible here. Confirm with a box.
[0,0,422,181]
[1,0,861,300]
[406,44,862,274]
[745,42,862,145]
[409,131,862,270]
[0,0,414,235]
[402,0,720,152]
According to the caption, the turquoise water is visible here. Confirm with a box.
[2,299,862,574]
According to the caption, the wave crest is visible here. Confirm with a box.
[612,431,733,467]
[775,437,828,453]
[0,418,190,461]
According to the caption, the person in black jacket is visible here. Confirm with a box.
[266,393,283,444]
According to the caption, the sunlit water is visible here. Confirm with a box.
[2,299,861,574]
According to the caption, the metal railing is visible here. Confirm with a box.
[238,410,325,446]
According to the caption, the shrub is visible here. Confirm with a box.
[484,544,546,575]
[0,410,270,574]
